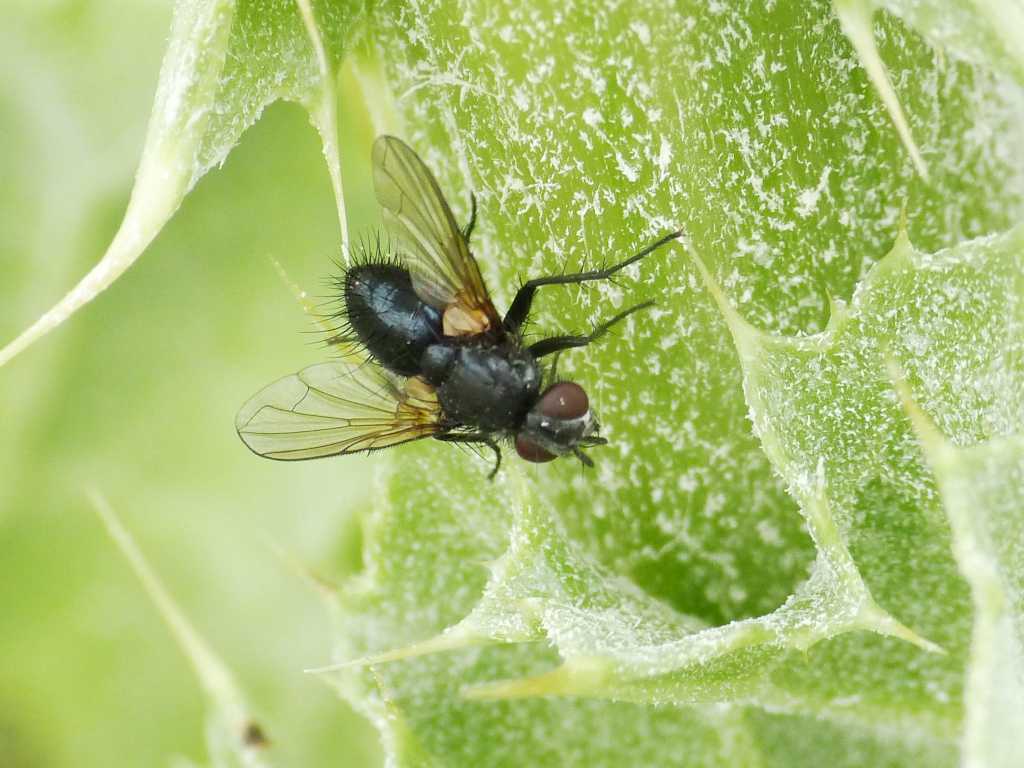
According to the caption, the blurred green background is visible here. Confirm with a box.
[1,2,383,766]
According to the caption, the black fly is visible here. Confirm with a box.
[236,136,680,477]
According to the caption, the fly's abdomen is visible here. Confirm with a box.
[344,263,443,376]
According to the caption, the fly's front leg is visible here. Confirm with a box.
[573,447,595,467]
[503,229,681,335]
[548,350,564,381]
[528,300,655,360]
[436,431,501,478]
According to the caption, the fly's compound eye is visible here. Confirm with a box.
[537,382,589,421]
[515,434,557,463]
[516,382,593,463]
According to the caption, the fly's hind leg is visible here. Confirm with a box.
[462,192,478,242]
[528,300,655,360]
[503,229,681,334]
[436,431,501,479]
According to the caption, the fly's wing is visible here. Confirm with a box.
[236,360,442,461]
[372,135,501,335]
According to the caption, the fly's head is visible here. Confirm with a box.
[514,382,607,466]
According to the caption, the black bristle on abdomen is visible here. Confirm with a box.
[322,233,407,349]
[326,234,443,377]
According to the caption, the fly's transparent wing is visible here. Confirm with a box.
[236,360,442,461]
[372,135,500,332]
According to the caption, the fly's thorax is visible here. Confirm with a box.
[433,342,541,431]
[420,343,456,385]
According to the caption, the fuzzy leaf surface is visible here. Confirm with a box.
[319,1,1024,765]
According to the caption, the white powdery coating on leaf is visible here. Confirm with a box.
[339,0,1024,764]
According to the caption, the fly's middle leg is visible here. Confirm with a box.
[437,431,501,478]
[528,300,655,359]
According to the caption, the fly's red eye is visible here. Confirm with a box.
[538,382,589,420]
[515,434,556,463]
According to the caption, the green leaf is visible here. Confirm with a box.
[324,222,1022,763]
[873,0,1024,83]
[12,0,1021,765]
[0,0,363,367]
[312,1,1024,765]
[91,492,272,768]
[903,394,1024,768]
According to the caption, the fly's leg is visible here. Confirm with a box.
[436,431,501,479]
[528,300,655,359]
[503,229,681,334]
[548,350,564,381]
[462,192,478,242]
[573,447,595,467]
